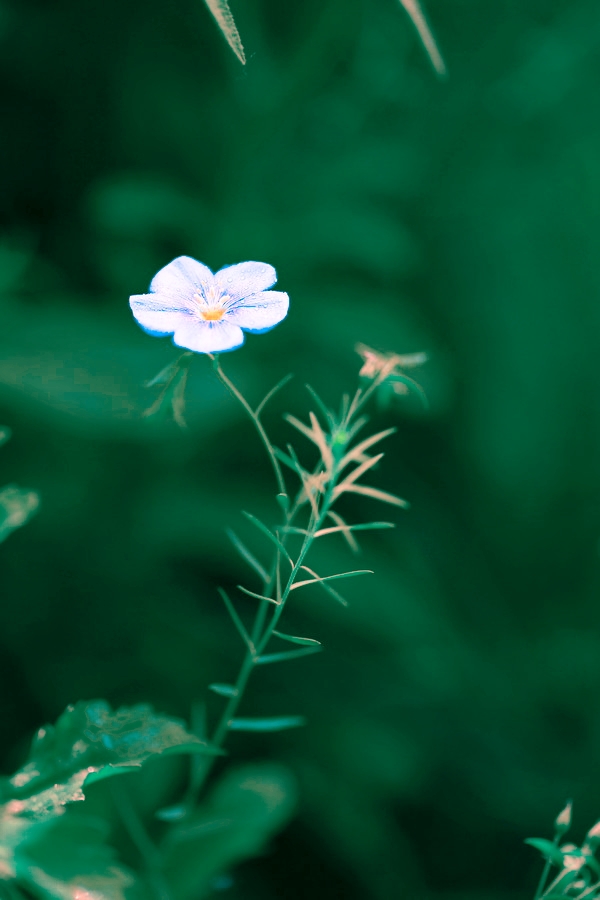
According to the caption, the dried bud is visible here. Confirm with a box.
[585,820,600,849]
[555,800,573,836]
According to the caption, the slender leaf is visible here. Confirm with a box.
[217,588,254,651]
[273,631,321,647]
[291,569,373,590]
[398,0,446,77]
[315,521,395,538]
[309,412,333,472]
[255,647,322,665]
[297,565,349,607]
[255,373,293,417]
[305,385,335,427]
[209,684,238,698]
[237,585,280,606]
[242,511,293,564]
[325,510,359,552]
[284,414,317,445]
[339,428,397,470]
[226,529,269,583]
[524,838,565,867]
[334,453,384,494]
[203,0,246,64]
[338,483,409,508]
[228,717,305,732]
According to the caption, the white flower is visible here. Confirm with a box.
[129,256,289,353]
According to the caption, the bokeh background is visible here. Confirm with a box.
[2,0,600,896]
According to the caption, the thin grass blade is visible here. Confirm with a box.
[241,511,293,565]
[291,569,373,590]
[305,385,335,427]
[316,520,395,538]
[324,510,359,553]
[203,0,246,64]
[398,0,446,77]
[334,453,385,496]
[339,428,397,470]
[339,484,409,508]
[255,373,294,417]
[309,412,333,472]
[273,631,322,647]
[226,528,269,583]
[217,587,254,652]
[237,585,280,606]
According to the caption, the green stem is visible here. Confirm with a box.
[211,355,287,497]
[190,362,359,802]
[110,783,172,900]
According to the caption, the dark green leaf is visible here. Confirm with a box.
[162,764,296,900]
[0,701,209,819]
[524,838,564,867]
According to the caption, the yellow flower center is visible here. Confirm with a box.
[201,308,225,321]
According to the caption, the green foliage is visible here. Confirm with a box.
[0,701,214,900]
[162,764,296,899]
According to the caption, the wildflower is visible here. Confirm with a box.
[130,257,289,354]
[356,343,427,383]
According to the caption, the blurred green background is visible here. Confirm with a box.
[2,0,600,896]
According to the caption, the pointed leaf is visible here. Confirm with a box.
[323,510,359,552]
[217,588,255,651]
[290,569,373,590]
[296,565,348,607]
[315,520,395,538]
[237,585,280,606]
[272,631,321,647]
[225,529,269,584]
[241,512,292,564]
[305,385,335,427]
[255,373,293,417]
[254,647,322,665]
[228,717,305,732]
[524,838,565,867]
[203,0,246,64]
[398,0,446,77]
[309,412,333,472]
[334,453,384,495]
[337,483,409,507]
[339,428,397,470]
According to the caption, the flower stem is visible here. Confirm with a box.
[210,354,287,497]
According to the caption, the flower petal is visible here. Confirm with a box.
[129,293,195,335]
[215,262,277,302]
[173,321,245,353]
[150,256,215,300]
[227,291,289,333]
